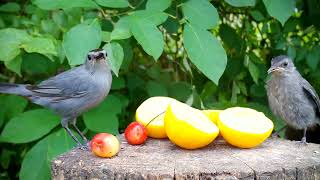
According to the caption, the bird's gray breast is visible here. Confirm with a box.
[77,68,112,114]
[266,74,316,129]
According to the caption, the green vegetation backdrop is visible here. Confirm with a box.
[0,0,319,179]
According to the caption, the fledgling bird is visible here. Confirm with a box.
[0,49,112,149]
[266,55,320,144]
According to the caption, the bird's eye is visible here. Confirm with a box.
[87,55,92,61]
[282,62,288,67]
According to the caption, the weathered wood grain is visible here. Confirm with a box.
[52,135,320,180]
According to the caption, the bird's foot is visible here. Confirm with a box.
[297,137,307,146]
[77,143,91,151]
[271,132,280,138]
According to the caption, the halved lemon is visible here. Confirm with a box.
[164,101,219,149]
[218,107,274,148]
[202,110,222,125]
[135,96,176,138]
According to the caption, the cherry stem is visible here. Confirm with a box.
[146,111,166,128]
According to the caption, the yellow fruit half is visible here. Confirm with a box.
[202,110,222,125]
[218,107,274,148]
[164,101,219,149]
[136,96,176,138]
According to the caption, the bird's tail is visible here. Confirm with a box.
[0,83,30,96]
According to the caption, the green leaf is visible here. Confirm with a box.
[1,109,60,143]
[237,81,248,96]
[20,129,76,180]
[22,37,57,56]
[130,18,164,60]
[0,95,28,120]
[168,82,193,102]
[33,0,98,10]
[22,53,58,75]
[182,0,219,29]
[262,0,296,25]
[163,17,180,34]
[0,28,31,62]
[146,81,168,97]
[183,24,227,84]
[248,60,260,84]
[0,149,15,169]
[287,45,296,60]
[146,0,171,11]
[219,24,244,55]
[111,77,126,90]
[101,31,111,42]
[4,55,22,76]
[119,40,133,70]
[63,22,102,65]
[83,95,121,134]
[20,136,50,180]
[103,42,124,76]
[306,46,320,71]
[250,10,265,21]
[46,129,77,160]
[0,2,20,12]
[130,10,168,26]
[225,0,256,7]
[95,0,129,8]
[111,17,132,40]
[231,81,240,104]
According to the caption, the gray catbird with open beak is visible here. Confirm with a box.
[265,55,320,144]
[0,48,112,149]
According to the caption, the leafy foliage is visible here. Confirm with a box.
[0,0,320,179]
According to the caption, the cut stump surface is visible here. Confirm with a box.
[52,135,320,180]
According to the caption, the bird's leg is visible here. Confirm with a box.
[71,118,88,143]
[300,128,307,145]
[272,125,287,137]
[61,118,83,147]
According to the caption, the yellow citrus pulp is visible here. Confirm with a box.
[218,107,274,148]
[135,96,176,138]
[202,110,222,125]
[164,101,219,149]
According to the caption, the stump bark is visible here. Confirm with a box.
[51,135,320,180]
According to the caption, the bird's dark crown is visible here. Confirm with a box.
[271,55,292,65]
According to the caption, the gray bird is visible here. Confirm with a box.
[0,49,112,148]
[266,55,320,144]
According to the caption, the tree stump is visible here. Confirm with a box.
[51,135,320,180]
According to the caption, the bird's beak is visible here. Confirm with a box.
[267,67,284,74]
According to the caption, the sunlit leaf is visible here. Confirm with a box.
[146,0,171,11]
[63,22,101,65]
[22,37,57,56]
[130,10,168,26]
[183,24,227,84]
[83,95,122,134]
[4,55,22,76]
[33,0,98,10]
[182,0,219,29]
[262,0,295,25]
[225,0,256,7]
[111,17,132,40]
[0,2,20,12]
[20,129,76,180]
[0,28,31,62]
[95,0,129,8]
[130,18,164,60]
[103,42,124,76]
[1,109,60,143]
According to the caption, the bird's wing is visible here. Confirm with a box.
[302,79,320,114]
[27,66,91,100]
